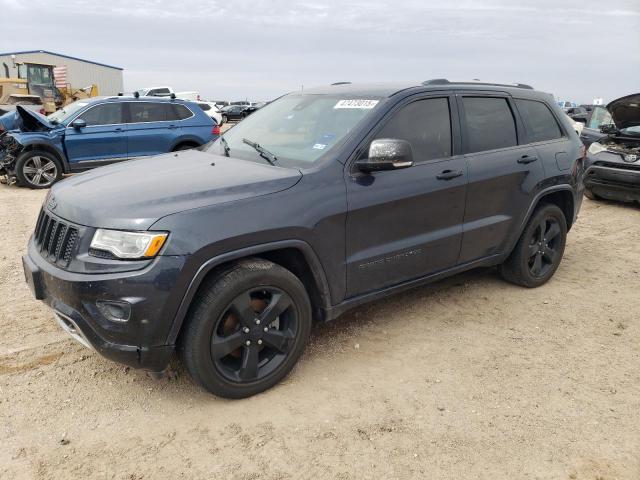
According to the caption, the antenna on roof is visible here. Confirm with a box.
[331,82,351,85]
[133,91,140,98]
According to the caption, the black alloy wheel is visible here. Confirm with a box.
[211,287,298,383]
[526,216,562,278]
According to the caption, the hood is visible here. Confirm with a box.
[607,93,640,130]
[15,106,54,132]
[48,150,302,230]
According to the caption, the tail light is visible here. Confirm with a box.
[212,125,221,135]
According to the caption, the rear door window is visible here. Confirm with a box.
[462,97,517,152]
[129,103,167,123]
[515,99,563,143]
[76,103,124,126]
[373,97,452,162]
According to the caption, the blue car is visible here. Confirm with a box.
[0,96,218,188]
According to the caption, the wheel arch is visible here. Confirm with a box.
[20,143,69,173]
[171,139,201,151]
[504,186,575,259]
[166,240,332,345]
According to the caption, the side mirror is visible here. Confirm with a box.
[71,118,86,130]
[355,138,414,173]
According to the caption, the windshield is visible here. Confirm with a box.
[48,100,91,125]
[205,93,384,167]
[586,106,613,131]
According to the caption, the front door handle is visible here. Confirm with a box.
[518,155,538,164]
[436,169,464,180]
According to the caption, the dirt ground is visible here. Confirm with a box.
[0,183,639,480]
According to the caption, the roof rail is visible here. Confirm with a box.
[422,78,534,89]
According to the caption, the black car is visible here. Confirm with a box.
[566,106,589,124]
[583,93,640,204]
[22,80,584,398]
[220,104,249,123]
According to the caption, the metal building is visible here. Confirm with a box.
[0,50,124,96]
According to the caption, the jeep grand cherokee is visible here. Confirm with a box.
[23,79,584,398]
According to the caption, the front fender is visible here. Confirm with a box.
[163,239,331,345]
[10,131,67,169]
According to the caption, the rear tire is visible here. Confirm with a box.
[498,204,567,288]
[173,143,197,152]
[15,150,62,189]
[179,258,312,398]
[222,115,228,124]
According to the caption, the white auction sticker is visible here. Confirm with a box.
[334,99,379,109]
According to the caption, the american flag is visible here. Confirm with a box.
[53,66,67,88]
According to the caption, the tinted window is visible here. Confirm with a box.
[198,103,211,111]
[129,103,167,123]
[172,104,193,120]
[462,97,517,152]
[77,103,123,126]
[373,98,452,161]
[515,99,563,143]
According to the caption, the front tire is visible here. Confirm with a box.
[179,259,312,398]
[15,150,62,189]
[221,115,228,124]
[498,204,567,288]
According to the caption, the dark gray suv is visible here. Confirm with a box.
[22,80,585,398]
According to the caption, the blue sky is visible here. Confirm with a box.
[2,0,639,103]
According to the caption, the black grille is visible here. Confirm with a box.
[33,209,79,267]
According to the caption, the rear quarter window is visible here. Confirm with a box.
[171,104,193,120]
[462,97,518,153]
[515,99,563,143]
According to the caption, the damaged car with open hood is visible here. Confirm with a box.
[584,93,640,204]
[0,97,217,188]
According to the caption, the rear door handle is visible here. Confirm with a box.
[518,155,538,164]
[436,169,464,180]
[168,125,178,130]
[114,127,124,132]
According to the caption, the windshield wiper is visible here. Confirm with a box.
[219,135,230,157]
[242,138,278,165]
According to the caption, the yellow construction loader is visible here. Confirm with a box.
[0,63,98,114]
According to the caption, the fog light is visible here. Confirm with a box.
[96,300,131,323]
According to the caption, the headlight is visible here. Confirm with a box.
[588,142,608,155]
[90,229,168,259]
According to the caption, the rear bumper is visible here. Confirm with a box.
[23,241,187,372]
[584,164,640,203]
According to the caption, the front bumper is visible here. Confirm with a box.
[584,163,640,203]
[23,240,188,372]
